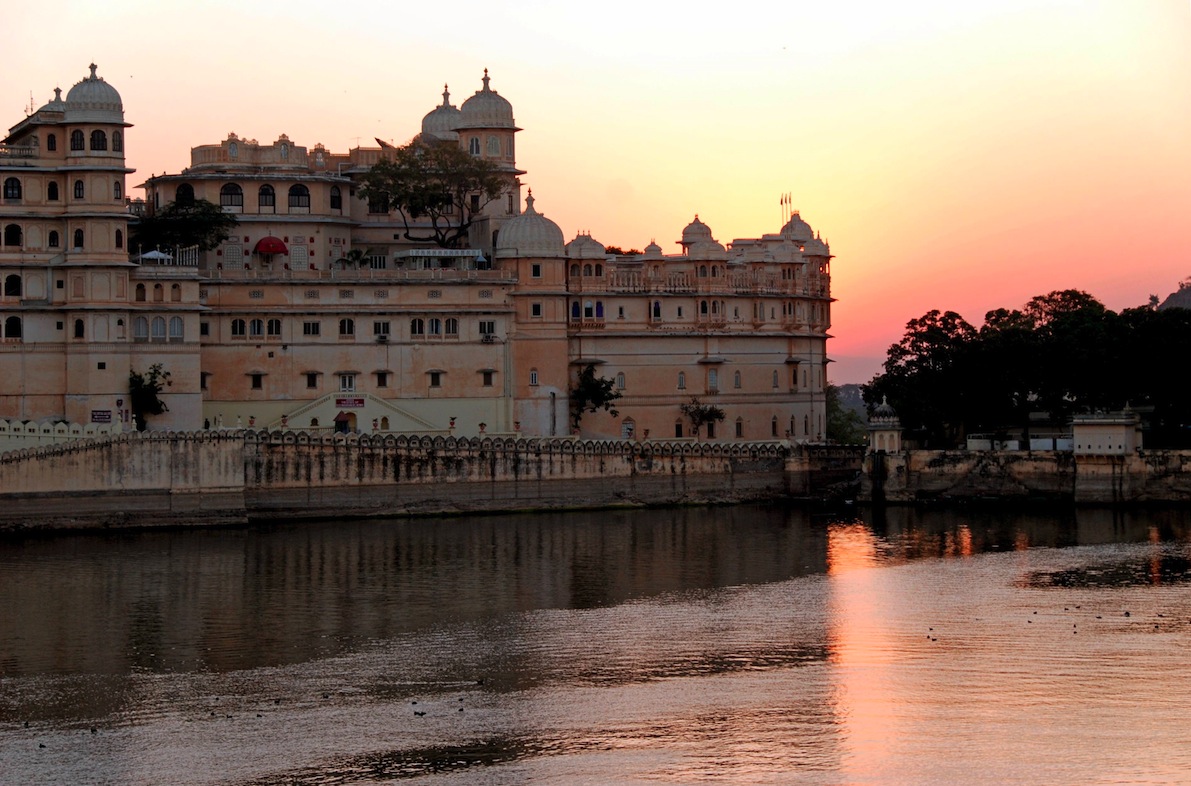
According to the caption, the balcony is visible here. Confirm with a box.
[0,144,37,163]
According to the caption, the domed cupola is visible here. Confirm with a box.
[780,210,814,243]
[687,239,727,261]
[64,64,125,124]
[680,215,713,247]
[871,397,899,424]
[566,232,606,259]
[458,69,516,130]
[643,240,664,259]
[421,84,462,141]
[496,191,565,258]
[802,234,831,257]
[37,87,67,114]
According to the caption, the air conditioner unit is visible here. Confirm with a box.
[481,334,496,344]
[376,334,389,343]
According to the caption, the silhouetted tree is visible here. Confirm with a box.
[131,199,237,253]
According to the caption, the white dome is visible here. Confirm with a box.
[780,211,814,243]
[566,232,605,259]
[458,70,515,130]
[643,240,664,259]
[421,85,461,141]
[64,64,124,124]
[496,192,565,258]
[680,215,714,246]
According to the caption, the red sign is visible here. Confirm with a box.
[335,397,365,408]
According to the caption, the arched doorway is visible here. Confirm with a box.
[334,411,357,434]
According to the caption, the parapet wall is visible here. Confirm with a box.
[864,449,1191,504]
[0,431,845,530]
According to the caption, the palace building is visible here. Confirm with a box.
[2,66,833,442]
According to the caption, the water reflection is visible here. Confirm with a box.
[3,505,1191,785]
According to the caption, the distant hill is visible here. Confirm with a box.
[835,383,867,418]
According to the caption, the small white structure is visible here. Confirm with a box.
[867,397,902,453]
[1071,411,1142,456]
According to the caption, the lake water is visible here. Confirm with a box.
[3,504,1191,785]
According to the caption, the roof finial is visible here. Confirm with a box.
[482,68,490,91]
[525,188,535,213]
[442,84,451,105]
[88,63,98,79]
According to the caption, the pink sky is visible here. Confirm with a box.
[4,1,1189,382]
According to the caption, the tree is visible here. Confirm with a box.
[358,137,506,249]
[130,199,237,254]
[569,364,621,430]
[679,397,725,438]
[129,364,170,431]
[825,384,866,444]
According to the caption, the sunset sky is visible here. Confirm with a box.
[4,1,1189,382]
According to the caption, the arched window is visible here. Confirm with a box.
[133,316,149,342]
[47,182,59,201]
[700,300,708,315]
[150,316,166,342]
[175,183,195,205]
[339,318,354,336]
[4,316,22,339]
[772,416,779,437]
[73,180,84,199]
[267,318,281,336]
[652,301,661,320]
[46,133,56,151]
[583,301,594,318]
[445,318,458,335]
[410,318,424,336]
[169,316,184,342]
[595,302,604,318]
[616,372,625,390]
[677,371,686,390]
[153,283,164,302]
[90,130,107,151]
[583,264,592,276]
[170,283,181,302]
[428,317,442,335]
[310,418,319,428]
[773,370,780,389]
[258,185,275,208]
[699,265,708,277]
[733,370,742,389]
[329,186,342,210]
[112,130,123,152]
[113,180,122,200]
[4,275,21,297]
[288,184,310,208]
[231,318,246,337]
[3,178,21,200]
[569,264,579,277]
[529,368,539,386]
[595,264,603,276]
[115,229,124,249]
[3,224,21,247]
[468,137,480,156]
[134,283,146,302]
[70,130,84,150]
[220,183,243,207]
[48,231,59,248]
[73,229,84,248]
[249,318,264,337]
[571,301,580,320]
[708,369,718,390]
[74,319,85,339]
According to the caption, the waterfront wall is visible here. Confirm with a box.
[863,449,1191,504]
[0,431,856,530]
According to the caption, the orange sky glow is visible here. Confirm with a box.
[4,1,1189,382]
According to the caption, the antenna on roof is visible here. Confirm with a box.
[27,91,35,116]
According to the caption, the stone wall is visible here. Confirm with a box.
[863,449,1191,504]
[0,431,848,530]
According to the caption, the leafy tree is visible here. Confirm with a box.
[569,364,621,430]
[358,137,506,248]
[130,199,237,254]
[129,364,170,431]
[826,384,866,444]
[679,397,725,438]
[337,248,368,267]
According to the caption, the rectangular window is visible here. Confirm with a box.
[479,320,496,336]
[200,321,210,337]
[531,302,542,318]
[677,306,684,318]
[735,420,743,438]
[251,373,263,390]
[429,371,442,388]
[531,264,541,278]
[617,306,625,319]
[529,370,539,386]
[303,321,320,336]
[482,371,494,387]
[306,372,318,389]
[200,372,209,391]
[376,371,389,388]
[373,321,391,336]
[340,374,356,392]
